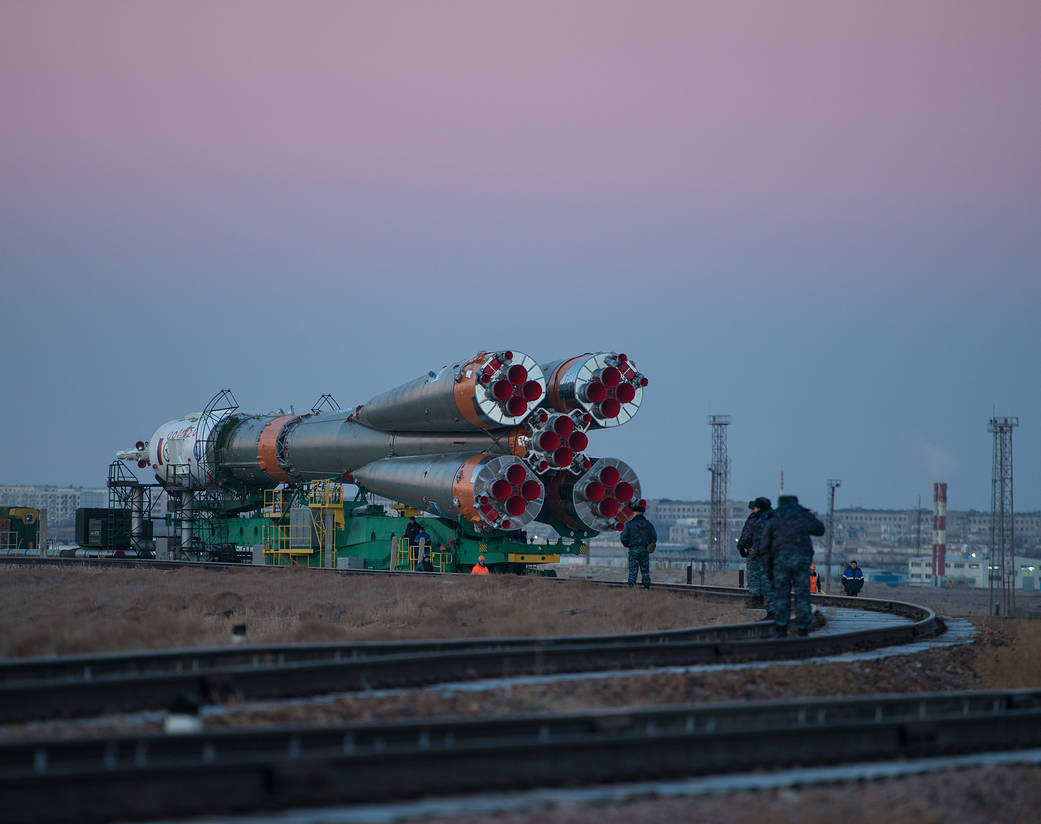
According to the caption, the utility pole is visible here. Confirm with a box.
[915,495,922,555]
[707,415,731,570]
[825,479,840,591]
[988,416,1019,617]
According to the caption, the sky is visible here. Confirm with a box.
[1,1,1038,514]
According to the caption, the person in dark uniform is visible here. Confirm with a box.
[759,494,825,638]
[737,497,774,616]
[417,550,435,572]
[620,502,657,590]
[403,516,420,546]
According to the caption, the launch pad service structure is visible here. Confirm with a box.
[110,350,649,573]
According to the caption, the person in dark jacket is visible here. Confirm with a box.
[620,502,657,590]
[416,551,436,572]
[759,494,825,638]
[736,496,774,615]
[841,560,865,595]
[402,516,420,546]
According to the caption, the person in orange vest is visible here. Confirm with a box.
[471,555,490,575]
[809,563,823,594]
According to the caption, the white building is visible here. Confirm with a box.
[907,553,1041,590]
[0,485,108,526]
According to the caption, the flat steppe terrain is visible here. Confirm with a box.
[3,561,1040,823]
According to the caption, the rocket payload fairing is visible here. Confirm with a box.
[117,350,648,535]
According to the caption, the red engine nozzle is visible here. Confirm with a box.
[600,366,622,388]
[599,465,620,486]
[506,495,527,517]
[490,479,512,500]
[505,396,528,417]
[521,479,542,500]
[507,364,529,386]
[492,380,513,400]
[538,431,560,451]
[553,447,574,468]
[583,481,605,502]
[585,381,607,403]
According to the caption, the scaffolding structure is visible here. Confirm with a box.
[988,416,1019,617]
[106,461,163,557]
[707,415,731,570]
[262,482,347,566]
[824,479,840,591]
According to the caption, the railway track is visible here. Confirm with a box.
[4,688,1041,824]
[2,555,1007,823]
[0,581,940,724]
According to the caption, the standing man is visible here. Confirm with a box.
[809,564,822,594]
[620,502,657,590]
[842,560,865,595]
[470,554,490,575]
[737,496,774,616]
[403,516,420,546]
[759,494,825,638]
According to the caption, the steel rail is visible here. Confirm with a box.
[1,689,1039,824]
[0,591,940,724]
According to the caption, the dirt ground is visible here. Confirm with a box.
[0,564,751,658]
[3,562,1041,822]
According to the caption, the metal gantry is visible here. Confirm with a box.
[988,416,1019,617]
[707,415,731,570]
[824,479,840,591]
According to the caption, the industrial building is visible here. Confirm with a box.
[907,553,1041,591]
[0,486,107,527]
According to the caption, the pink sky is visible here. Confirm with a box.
[3,1,1039,218]
[1,2,1038,506]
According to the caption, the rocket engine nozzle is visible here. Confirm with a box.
[539,456,642,533]
[520,409,592,475]
[542,352,647,429]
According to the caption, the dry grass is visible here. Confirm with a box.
[971,618,1041,689]
[0,565,751,658]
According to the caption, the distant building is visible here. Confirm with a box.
[907,552,1041,591]
[647,499,749,548]
[837,507,1041,549]
[0,485,108,527]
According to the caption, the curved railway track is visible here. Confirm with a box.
[2,555,1026,824]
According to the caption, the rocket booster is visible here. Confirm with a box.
[121,349,648,534]
[353,454,545,530]
[357,350,546,432]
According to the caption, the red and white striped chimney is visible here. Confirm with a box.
[932,482,947,577]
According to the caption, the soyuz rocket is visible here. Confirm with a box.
[116,350,648,535]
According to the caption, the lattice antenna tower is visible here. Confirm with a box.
[988,416,1018,617]
[824,479,841,592]
[707,415,731,570]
